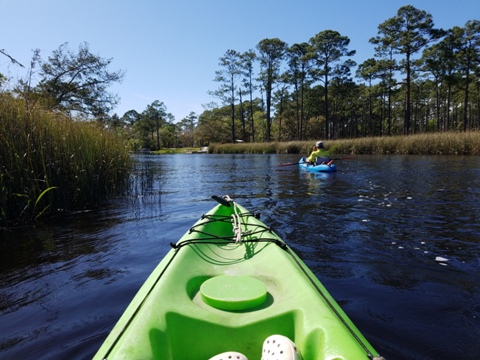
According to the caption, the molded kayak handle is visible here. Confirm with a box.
[212,195,231,207]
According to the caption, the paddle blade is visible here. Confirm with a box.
[277,162,297,167]
[333,156,356,160]
[277,161,306,167]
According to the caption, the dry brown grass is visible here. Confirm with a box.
[210,132,480,155]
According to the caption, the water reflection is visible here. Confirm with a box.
[0,154,479,359]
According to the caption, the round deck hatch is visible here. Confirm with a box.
[200,275,267,311]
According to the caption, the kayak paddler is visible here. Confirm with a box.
[305,141,334,166]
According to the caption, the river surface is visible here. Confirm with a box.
[1,154,480,360]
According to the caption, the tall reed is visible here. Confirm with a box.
[0,96,131,226]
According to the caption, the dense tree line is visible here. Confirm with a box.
[114,5,479,147]
[2,5,479,149]
[208,5,480,143]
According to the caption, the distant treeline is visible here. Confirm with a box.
[98,5,480,150]
[203,5,480,145]
[111,5,480,150]
[1,6,479,155]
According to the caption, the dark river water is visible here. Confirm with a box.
[1,154,480,360]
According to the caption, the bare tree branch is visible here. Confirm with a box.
[0,49,25,67]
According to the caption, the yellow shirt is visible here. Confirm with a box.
[307,149,329,162]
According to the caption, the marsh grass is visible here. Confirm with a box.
[209,141,309,154]
[329,132,480,155]
[210,132,480,156]
[0,96,131,226]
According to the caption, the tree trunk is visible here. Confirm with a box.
[405,52,411,135]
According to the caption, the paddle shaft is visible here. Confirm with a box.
[278,156,355,167]
[332,156,356,160]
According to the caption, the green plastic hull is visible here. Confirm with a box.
[94,200,381,360]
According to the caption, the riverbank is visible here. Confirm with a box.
[209,132,480,155]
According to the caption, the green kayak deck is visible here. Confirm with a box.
[94,196,383,360]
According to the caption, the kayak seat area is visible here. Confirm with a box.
[314,157,329,165]
[161,310,314,359]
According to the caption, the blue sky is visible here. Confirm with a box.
[1,0,479,122]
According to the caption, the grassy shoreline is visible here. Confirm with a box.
[208,132,480,155]
[4,97,477,228]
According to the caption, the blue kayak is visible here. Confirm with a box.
[299,157,336,172]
